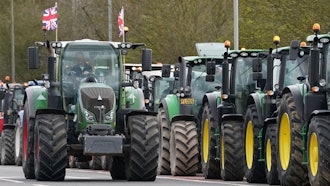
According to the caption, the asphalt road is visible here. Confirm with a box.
[0,165,273,186]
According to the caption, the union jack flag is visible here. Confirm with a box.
[42,6,57,31]
[118,7,124,37]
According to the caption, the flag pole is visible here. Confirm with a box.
[122,6,125,43]
[55,2,58,42]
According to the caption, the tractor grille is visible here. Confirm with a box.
[80,87,115,122]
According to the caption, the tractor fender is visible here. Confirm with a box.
[202,91,221,123]
[160,94,179,122]
[124,86,145,109]
[221,114,244,124]
[24,86,48,119]
[282,85,305,120]
[172,114,196,123]
[246,92,264,126]
[308,110,330,126]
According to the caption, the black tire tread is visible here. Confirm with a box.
[201,103,221,179]
[157,107,171,175]
[170,120,199,176]
[220,120,245,181]
[34,114,67,181]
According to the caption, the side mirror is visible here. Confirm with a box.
[142,48,152,71]
[289,40,300,60]
[28,46,39,69]
[206,61,216,75]
[162,64,171,78]
[252,58,262,72]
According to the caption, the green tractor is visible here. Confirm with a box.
[0,78,27,166]
[243,36,310,184]
[157,54,224,176]
[276,24,330,186]
[201,41,268,180]
[23,39,159,181]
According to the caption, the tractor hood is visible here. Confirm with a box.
[78,82,115,123]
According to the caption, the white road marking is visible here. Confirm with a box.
[0,177,24,183]
[157,176,251,186]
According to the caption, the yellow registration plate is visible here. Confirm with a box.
[180,98,195,105]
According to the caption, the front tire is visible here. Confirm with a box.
[201,103,220,179]
[126,115,159,181]
[170,120,199,176]
[34,114,67,181]
[22,102,35,179]
[277,93,309,186]
[264,123,279,185]
[220,120,245,181]
[307,116,330,186]
[157,107,171,175]
[244,105,266,183]
[1,128,15,165]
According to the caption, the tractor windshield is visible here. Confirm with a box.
[191,63,222,97]
[235,57,267,114]
[283,54,309,86]
[60,42,120,111]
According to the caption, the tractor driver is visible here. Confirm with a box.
[71,52,93,79]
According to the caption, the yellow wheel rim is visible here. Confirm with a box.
[221,135,225,169]
[266,139,272,172]
[202,119,209,163]
[309,132,318,176]
[279,113,291,170]
[245,121,254,169]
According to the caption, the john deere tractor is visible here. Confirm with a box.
[243,36,311,185]
[201,41,268,180]
[23,39,159,181]
[276,24,330,186]
[157,54,224,176]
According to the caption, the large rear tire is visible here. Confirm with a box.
[170,120,199,176]
[201,103,220,179]
[277,93,309,186]
[220,120,245,181]
[22,102,35,179]
[34,114,67,181]
[126,115,159,181]
[244,105,266,183]
[157,107,171,175]
[15,118,22,166]
[1,128,15,165]
[307,116,330,186]
[264,123,279,185]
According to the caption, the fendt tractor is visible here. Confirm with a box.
[0,77,26,166]
[157,43,225,176]
[276,24,330,186]
[201,41,268,181]
[23,39,159,181]
[243,36,310,184]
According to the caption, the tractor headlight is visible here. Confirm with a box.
[84,111,95,122]
[104,111,114,122]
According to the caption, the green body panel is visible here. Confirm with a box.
[164,94,180,122]
[124,86,145,109]
[30,86,48,111]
